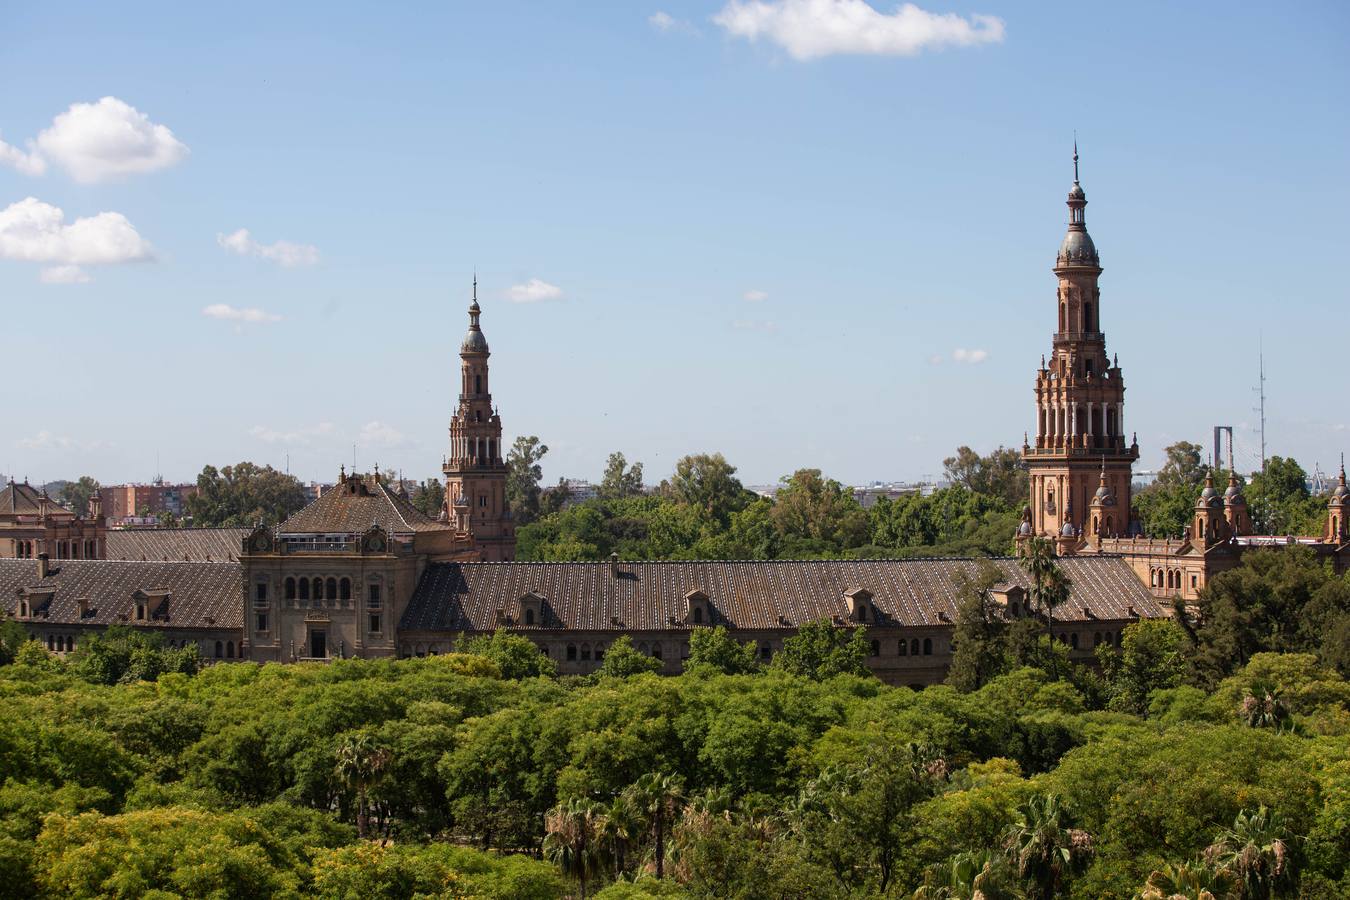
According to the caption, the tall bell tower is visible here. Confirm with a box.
[443,280,516,560]
[1023,145,1138,544]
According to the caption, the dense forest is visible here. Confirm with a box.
[2,547,1348,899]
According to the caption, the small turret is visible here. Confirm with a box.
[1224,471,1250,536]
[1326,457,1348,545]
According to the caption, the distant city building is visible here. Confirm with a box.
[560,480,600,506]
[100,481,196,524]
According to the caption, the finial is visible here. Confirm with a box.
[472,269,477,302]
[1073,133,1079,183]
[340,463,346,480]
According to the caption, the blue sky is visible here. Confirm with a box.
[2,1,1346,488]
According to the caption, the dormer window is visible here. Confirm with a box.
[517,591,547,628]
[844,588,874,624]
[684,589,711,626]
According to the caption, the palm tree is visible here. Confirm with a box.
[625,772,684,879]
[544,798,607,900]
[1137,860,1235,900]
[599,794,643,880]
[1000,793,1093,900]
[1021,537,1072,643]
[913,849,1016,899]
[1203,806,1294,899]
[1239,681,1293,732]
[334,730,392,840]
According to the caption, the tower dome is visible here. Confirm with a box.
[1224,472,1246,507]
[1197,473,1222,509]
[461,279,489,354]
[1056,140,1100,268]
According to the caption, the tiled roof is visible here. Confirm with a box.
[0,481,70,518]
[105,528,251,562]
[279,474,451,536]
[400,556,1162,632]
[0,558,242,629]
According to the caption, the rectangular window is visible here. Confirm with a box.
[368,584,381,606]
[369,614,382,633]
[255,583,267,602]
[256,613,267,632]
[479,495,487,508]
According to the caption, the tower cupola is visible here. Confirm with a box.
[1057,141,1099,269]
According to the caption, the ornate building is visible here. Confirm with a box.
[441,281,516,561]
[1022,146,1139,543]
[1,479,105,560]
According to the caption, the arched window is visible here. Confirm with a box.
[692,607,703,624]
[1070,633,1079,649]
[922,638,933,656]
[312,578,323,602]
[339,577,351,600]
[653,646,663,660]
[567,644,577,661]
[581,644,592,661]
[1059,301,1066,331]
[1114,631,1123,648]
[46,635,54,650]
[869,639,880,657]
[475,374,482,394]
[326,577,338,600]
[226,641,235,658]
[898,640,908,656]
[1083,301,1092,331]
[539,645,549,657]
[1094,631,1102,646]
[215,641,223,658]
[285,577,296,600]
[638,642,649,655]
[525,608,535,625]
[857,606,867,622]
[66,635,74,652]
[299,578,310,600]
[910,639,920,656]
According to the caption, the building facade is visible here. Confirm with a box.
[1,479,105,560]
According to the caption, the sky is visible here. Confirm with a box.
[2,1,1347,489]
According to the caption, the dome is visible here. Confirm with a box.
[1018,519,1032,536]
[461,328,489,353]
[1224,475,1246,506]
[1068,182,1085,201]
[1197,476,1222,509]
[1060,520,1077,538]
[1093,483,1115,505]
[1057,229,1099,266]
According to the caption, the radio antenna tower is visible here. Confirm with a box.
[1253,344,1268,474]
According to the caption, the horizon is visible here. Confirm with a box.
[3,2,1346,488]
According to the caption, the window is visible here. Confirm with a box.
[1093,631,1102,647]
[369,614,382,633]
[256,583,268,602]
[298,578,309,600]
[226,641,235,658]
[256,613,268,632]
[870,639,880,657]
[922,638,932,656]
[215,641,223,658]
[368,584,382,606]
[285,577,296,600]
[65,636,74,652]
[910,639,920,656]
[326,577,338,600]
[898,640,908,656]
[312,578,323,601]
[136,604,147,621]
[581,644,592,661]
[474,374,482,393]
[339,577,351,600]
[653,646,663,660]
[1070,633,1079,649]
[524,608,535,625]
[567,644,577,661]
[539,645,550,657]
[692,607,703,624]
[478,495,487,508]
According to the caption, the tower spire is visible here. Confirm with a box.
[1073,134,1079,183]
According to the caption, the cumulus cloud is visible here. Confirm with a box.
[217,228,320,267]
[952,348,988,364]
[743,289,769,302]
[505,278,564,303]
[250,422,335,445]
[202,304,282,324]
[39,265,91,284]
[0,197,153,282]
[359,421,409,448]
[713,0,1005,61]
[0,97,189,183]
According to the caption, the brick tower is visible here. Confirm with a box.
[443,280,516,560]
[1023,145,1138,545]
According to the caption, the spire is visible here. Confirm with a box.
[462,277,489,354]
[1057,140,1098,268]
[1073,134,1080,184]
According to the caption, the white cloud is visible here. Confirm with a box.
[202,303,282,324]
[0,132,45,175]
[505,278,564,303]
[39,265,91,284]
[713,0,1005,61]
[250,422,335,445]
[928,354,944,366]
[15,430,107,452]
[0,198,153,282]
[743,289,769,302]
[732,318,780,333]
[359,421,408,448]
[650,10,698,33]
[0,97,190,183]
[217,228,319,267]
[952,347,988,364]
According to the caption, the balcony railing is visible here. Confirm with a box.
[281,541,355,554]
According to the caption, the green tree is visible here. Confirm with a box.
[457,629,557,679]
[1136,860,1235,900]
[943,445,1029,509]
[334,730,393,840]
[411,477,445,518]
[1203,806,1295,899]
[599,636,663,678]
[626,773,684,880]
[69,625,199,685]
[0,614,29,666]
[1248,456,1323,536]
[1020,537,1071,647]
[685,626,760,675]
[665,453,749,524]
[771,618,870,681]
[601,452,645,500]
[185,462,307,526]
[506,436,550,525]
[946,562,1010,692]
[1098,618,1188,715]
[545,797,608,899]
[57,476,100,517]
[1000,794,1093,900]
[770,468,870,551]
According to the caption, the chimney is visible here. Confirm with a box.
[37,552,50,578]
[610,552,620,578]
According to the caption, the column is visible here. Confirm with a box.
[1071,404,1078,443]
[1087,402,1094,436]
[1117,402,1124,442]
